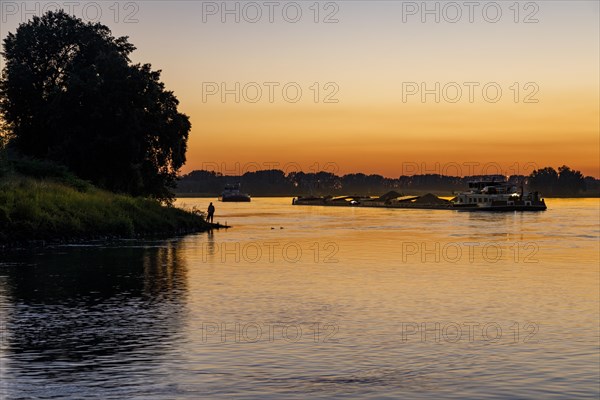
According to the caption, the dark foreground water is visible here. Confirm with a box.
[1,198,599,399]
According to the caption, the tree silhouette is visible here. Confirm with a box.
[529,167,559,194]
[0,11,190,202]
[557,165,586,195]
[176,167,597,197]
[529,166,586,196]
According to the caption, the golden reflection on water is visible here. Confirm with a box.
[177,197,599,334]
[0,198,597,398]
[168,197,599,396]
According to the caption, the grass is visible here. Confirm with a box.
[0,157,217,244]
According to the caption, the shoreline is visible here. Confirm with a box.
[0,223,229,251]
[0,174,230,249]
[175,193,600,199]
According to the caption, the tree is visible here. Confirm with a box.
[557,165,585,195]
[529,167,559,195]
[528,166,586,196]
[0,11,190,202]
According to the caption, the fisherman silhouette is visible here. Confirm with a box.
[207,202,215,223]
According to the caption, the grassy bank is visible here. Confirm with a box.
[0,167,219,245]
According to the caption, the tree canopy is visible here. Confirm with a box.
[0,10,191,202]
[529,165,586,196]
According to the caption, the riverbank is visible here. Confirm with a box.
[0,174,224,247]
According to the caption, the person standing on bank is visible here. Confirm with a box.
[207,202,215,223]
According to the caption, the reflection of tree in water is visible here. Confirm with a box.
[1,240,189,379]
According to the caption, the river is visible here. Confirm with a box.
[0,198,598,399]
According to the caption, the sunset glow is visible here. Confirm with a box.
[1,1,598,176]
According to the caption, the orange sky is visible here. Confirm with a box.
[1,1,599,177]
[183,89,599,177]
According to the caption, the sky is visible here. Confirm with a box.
[1,1,599,177]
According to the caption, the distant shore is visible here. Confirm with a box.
[176,168,600,200]
[175,193,600,199]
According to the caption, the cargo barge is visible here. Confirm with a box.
[292,177,546,211]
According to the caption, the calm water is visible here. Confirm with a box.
[1,198,599,399]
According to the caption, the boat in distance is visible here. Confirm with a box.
[219,184,251,202]
[292,177,547,211]
[453,177,546,211]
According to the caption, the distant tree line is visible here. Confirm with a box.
[528,166,590,196]
[177,166,599,197]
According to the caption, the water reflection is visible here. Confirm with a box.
[0,198,598,399]
[204,229,216,259]
[0,239,190,391]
